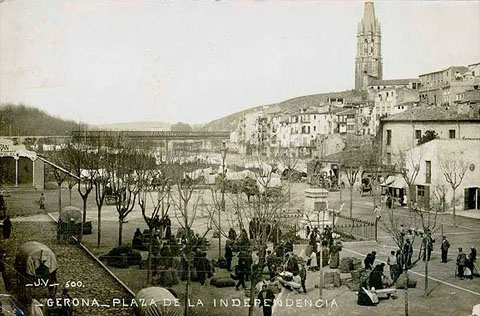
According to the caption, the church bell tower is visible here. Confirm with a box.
[355,1,383,90]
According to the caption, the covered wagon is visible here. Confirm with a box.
[14,241,58,300]
[57,206,92,242]
[134,287,181,316]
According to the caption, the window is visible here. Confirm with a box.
[417,185,425,197]
[449,130,456,139]
[415,130,421,139]
[426,161,431,184]
[313,126,316,131]
[386,130,392,145]
[386,152,392,165]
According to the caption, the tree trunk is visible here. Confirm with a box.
[147,232,153,285]
[452,189,456,227]
[184,260,190,316]
[118,218,123,246]
[248,275,255,316]
[97,204,102,248]
[58,184,62,213]
[79,197,87,243]
[441,199,445,238]
[349,185,353,217]
[404,269,409,316]
[424,257,429,296]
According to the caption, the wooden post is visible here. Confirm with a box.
[15,157,19,187]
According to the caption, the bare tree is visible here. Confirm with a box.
[61,142,96,243]
[393,147,423,214]
[138,160,172,285]
[379,197,423,316]
[170,159,212,316]
[439,155,469,227]
[92,140,113,248]
[432,184,448,238]
[209,157,288,316]
[340,147,363,217]
[109,143,151,246]
[413,205,439,297]
[49,148,72,214]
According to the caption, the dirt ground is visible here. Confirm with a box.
[2,183,480,316]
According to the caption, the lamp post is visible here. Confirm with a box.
[219,141,228,258]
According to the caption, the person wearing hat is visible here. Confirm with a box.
[441,236,450,263]
[258,284,275,316]
[457,247,467,279]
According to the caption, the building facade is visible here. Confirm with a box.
[407,139,480,210]
[419,66,480,106]
[379,106,480,165]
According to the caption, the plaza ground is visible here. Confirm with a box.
[2,181,480,316]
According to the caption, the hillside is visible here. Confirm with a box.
[203,89,366,131]
[0,103,82,136]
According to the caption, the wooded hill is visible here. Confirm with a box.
[0,103,82,136]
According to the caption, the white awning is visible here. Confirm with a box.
[381,175,407,189]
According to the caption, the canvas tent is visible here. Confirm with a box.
[14,241,58,276]
[134,287,181,316]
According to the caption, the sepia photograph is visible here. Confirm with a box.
[0,0,479,315]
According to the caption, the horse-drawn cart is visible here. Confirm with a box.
[57,206,92,242]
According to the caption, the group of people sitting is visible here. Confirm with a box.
[132,215,172,251]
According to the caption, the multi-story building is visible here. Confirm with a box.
[407,139,480,210]
[378,105,480,166]
[371,85,420,118]
[419,65,480,106]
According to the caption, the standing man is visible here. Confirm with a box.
[422,231,434,262]
[0,193,6,218]
[164,215,172,239]
[299,263,307,293]
[39,193,46,209]
[441,236,450,263]
[457,247,467,279]
[387,250,399,282]
[364,251,376,270]
[258,284,275,316]
[235,259,247,290]
[225,241,233,271]
[2,216,11,239]
[403,239,413,268]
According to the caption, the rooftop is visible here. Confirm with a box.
[368,78,419,86]
[419,66,469,77]
[381,105,480,122]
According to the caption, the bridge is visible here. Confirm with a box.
[1,130,231,151]
[71,130,231,151]
[71,130,230,141]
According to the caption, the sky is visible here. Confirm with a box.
[1,0,479,125]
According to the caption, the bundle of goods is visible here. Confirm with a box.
[210,277,236,288]
[340,257,354,273]
[395,273,417,289]
[324,271,341,288]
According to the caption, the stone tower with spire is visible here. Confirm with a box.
[355,1,383,90]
